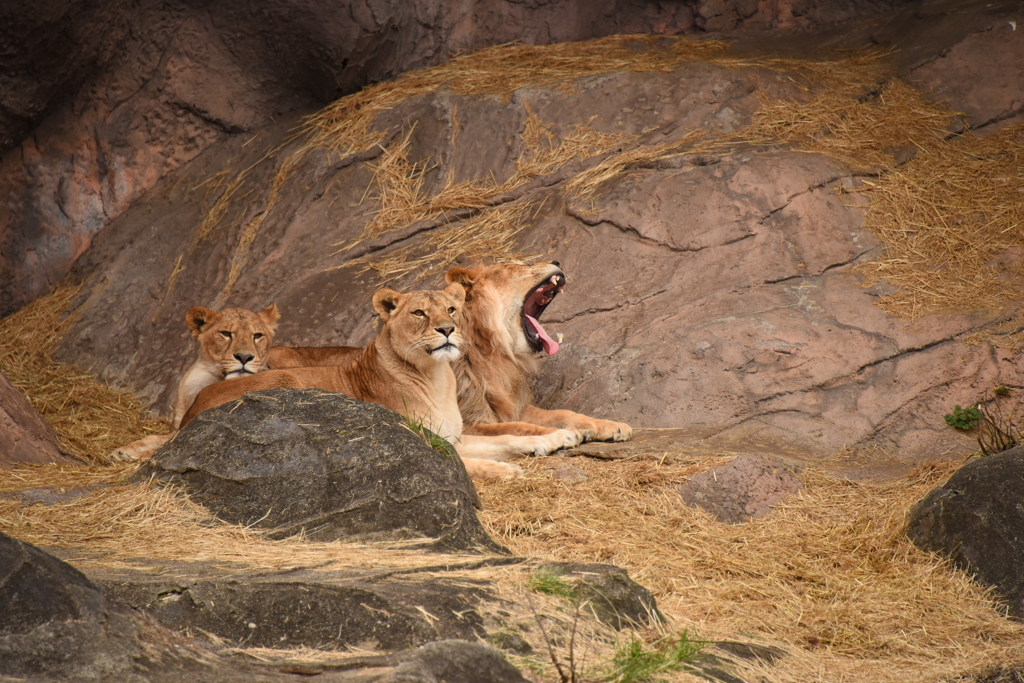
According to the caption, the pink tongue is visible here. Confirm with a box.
[525,315,559,355]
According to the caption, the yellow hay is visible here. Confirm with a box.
[353,202,539,282]
[302,36,729,161]
[479,457,1024,683]
[0,287,168,465]
[852,123,1024,319]
[0,464,486,572]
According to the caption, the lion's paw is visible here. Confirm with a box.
[591,420,632,443]
[108,434,173,462]
[529,429,581,456]
[463,458,523,481]
[554,428,584,450]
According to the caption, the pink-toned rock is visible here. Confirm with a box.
[50,55,1011,465]
[0,371,74,466]
[909,20,1024,132]
[678,454,802,523]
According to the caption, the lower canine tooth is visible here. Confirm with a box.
[556,333,564,343]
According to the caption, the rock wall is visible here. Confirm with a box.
[1,0,892,317]
[53,27,1024,462]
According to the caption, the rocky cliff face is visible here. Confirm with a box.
[1,0,890,317]
[4,0,1024,464]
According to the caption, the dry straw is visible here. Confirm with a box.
[479,457,1024,683]
[0,286,168,465]
[851,123,1024,319]
[0,464,487,573]
[351,202,540,282]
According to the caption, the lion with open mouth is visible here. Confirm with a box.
[445,261,632,443]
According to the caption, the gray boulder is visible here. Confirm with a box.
[541,562,664,630]
[387,640,529,683]
[136,388,500,553]
[0,531,228,682]
[906,446,1024,619]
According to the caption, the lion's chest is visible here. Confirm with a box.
[412,364,464,441]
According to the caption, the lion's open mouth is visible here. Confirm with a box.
[522,271,566,356]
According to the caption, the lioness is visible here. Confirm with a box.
[446,261,632,442]
[113,304,362,461]
[181,284,580,480]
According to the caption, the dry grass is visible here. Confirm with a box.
[478,457,1024,682]
[2,450,1019,682]
[301,36,729,161]
[351,202,541,282]
[0,286,168,465]
[851,123,1024,319]
[344,129,497,246]
[0,464,486,573]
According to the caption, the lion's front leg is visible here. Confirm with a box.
[519,404,632,443]
[457,430,580,460]
[464,421,583,448]
[108,433,174,462]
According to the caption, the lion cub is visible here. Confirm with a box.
[111,303,362,461]
[181,284,580,480]
[110,304,281,461]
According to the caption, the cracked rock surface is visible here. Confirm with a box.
[50,1,1024,464]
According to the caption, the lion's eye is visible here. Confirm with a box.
[220,331,232,339]
[447,307,456,315]
[253,333,263,340]
[412,310,426,318]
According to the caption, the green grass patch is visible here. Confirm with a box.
[528,567,578,600]
[604,631,705,683]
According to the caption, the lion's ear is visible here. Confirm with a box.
[445,267,476,291]
[185,307,218,338]
[258,303,280,331]
[372,289,402,322]
[443,282,466,307]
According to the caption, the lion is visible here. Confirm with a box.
[445,261,632,442]
[180,283,581,480]
[111,303,363,462]
[111,303,282,461]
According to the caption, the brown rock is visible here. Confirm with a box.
[0,371,73,466]
[678,454,802,523]
[0,0,707,317]
[909,20,1024,132]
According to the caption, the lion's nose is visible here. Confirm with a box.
[234,352,254,365]
[436,326,454,338]
[551,260,560,267]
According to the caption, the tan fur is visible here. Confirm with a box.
[268,345,362,369]
[446,262,633,442]
[182,284,580,480]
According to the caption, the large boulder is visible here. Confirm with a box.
[0,0,766,316]
[906,447,1024,619]
[0,370,74,466]
[137,388,499,552]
